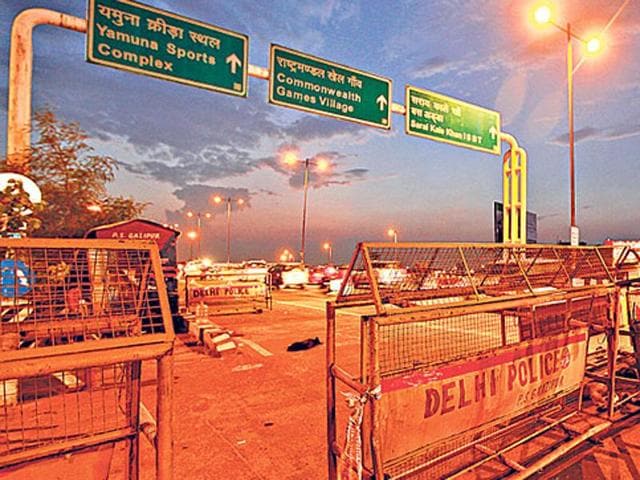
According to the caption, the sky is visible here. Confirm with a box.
[1,0,639,264]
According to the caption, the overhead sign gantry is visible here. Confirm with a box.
[6,0,528,244]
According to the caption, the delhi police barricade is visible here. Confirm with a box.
[184,265,272,317]
[0,237,174,480]
[327,242,640,480]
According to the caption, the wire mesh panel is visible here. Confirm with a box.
[0,238,172,350]
[337,243,615,312]
[0,238,174,479]
[374,295,594,478]
[0,361,139,468]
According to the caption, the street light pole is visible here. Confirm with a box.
[226,198,232,264]
[213,195,244,264]
[323,242,332,265]
[532,4,605,244]
[567,23,576,232]
[300,158,310,265]
[187,211,211,258]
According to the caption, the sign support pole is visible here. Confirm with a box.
[6,9,86,174]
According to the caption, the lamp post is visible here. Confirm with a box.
[282,151,329,265]
[186,230,197,261]
[387,228,398,243]
[213,195,244,264]
[323,242,333,265]
[532,3,603,245]
[186,211,211,258]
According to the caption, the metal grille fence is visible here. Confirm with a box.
[0,362,138,466]
[377,311,518,377]
[328,242,637,480]
[0,241,167,349]
[338,243,615,313]
[0,238,174,480]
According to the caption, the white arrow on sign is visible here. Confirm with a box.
[376,95,388,111]
[489,126,498,140]
[226,53,242,74]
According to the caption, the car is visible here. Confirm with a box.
[281,265,309,288]
[308,265,329,286]
[267,263,309,289]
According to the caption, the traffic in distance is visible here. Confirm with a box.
[179,257,350,294]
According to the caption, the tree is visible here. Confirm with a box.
[0,179,43,237]
[1,109,147,237]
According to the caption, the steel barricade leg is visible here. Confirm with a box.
[157,353,174,480]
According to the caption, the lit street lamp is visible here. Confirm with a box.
[323,242,333,265]
[279,248,294,263]
[532,2,604,244]
[212,195,245,264]
[186,230,198,261]
[282,151,330,265]
[387,228,398,243]
[186,210,212,258]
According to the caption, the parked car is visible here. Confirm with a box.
[281,264,309,288]
[267,263,308,289]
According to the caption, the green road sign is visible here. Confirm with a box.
[269,45,391,129]
[405,85,501,155]
[87,0,248,96]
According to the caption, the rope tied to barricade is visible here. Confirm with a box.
[338,386,381,480]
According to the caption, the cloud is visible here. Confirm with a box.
[549,125,640,145]
[549,127,602,146]
[165,184,251,221]
[257,144,368,190]
[299,0,360,25]
[411,57,459,79]
[120,145,260,186]
[600,125,640,141]
[281,115,370,143]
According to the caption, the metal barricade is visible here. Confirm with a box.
[184,269,272,316]
[328,242,640,480]
[0,238,174,480]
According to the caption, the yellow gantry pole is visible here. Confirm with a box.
[518,146,528,244]
[500,132,527,244]
[502,149,512,243]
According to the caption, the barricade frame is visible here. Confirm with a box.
[327,242,640,480]
[183,269,272,316]
[0,237,174,480]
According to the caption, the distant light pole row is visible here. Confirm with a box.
[213,195,245,264]
[531,1,604,244]
[186,210,211,258]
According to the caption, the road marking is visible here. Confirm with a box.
[240,338,273,357]
[274,300,362,317]
[232,363,263,372]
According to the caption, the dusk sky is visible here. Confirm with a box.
[1,0,639,264]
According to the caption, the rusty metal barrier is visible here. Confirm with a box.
[0,238,174,480]
[183,269,272,316]
[328,242,640,480]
